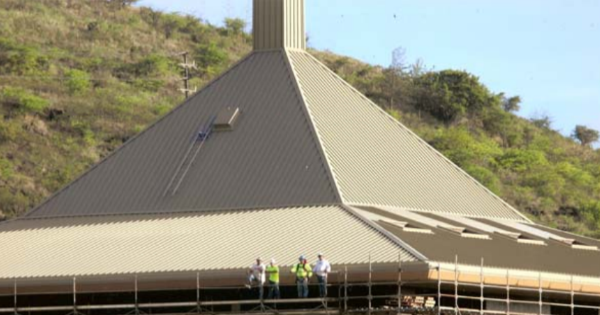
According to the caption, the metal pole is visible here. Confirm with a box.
[437,263,441,315]
[344,266,348,314]
[480,258,484,315]
[506,270,510,315]
[13,279,17,315]
[196,272,201,314]
[454,255,459,313]
[538,272,542,315]
[183,52,190,99]
[135,275,139,314]
[397,253,402,315]
[570,275,574,315]
[73,277,77,314]
[368,254,372,315]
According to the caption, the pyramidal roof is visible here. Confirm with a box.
[23,0,527,222]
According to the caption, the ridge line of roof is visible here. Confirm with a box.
[14,202,344,222]
[282,49,344,203]
[298,51,531,223]
[22,53,258,219]
[1,205,347,232]
[341,204,428,261]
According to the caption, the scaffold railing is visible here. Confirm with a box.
[1,255,600,315]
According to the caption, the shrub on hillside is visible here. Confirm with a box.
[0,87,49,114]
[65,69,91,94]
[195,43,228,77]
[0,39,48,75]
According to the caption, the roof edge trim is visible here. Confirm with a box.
[342,204,428,261]
[282,49,343,203]
[22,52,258,218]
[428,261,600,284]
[302,51,531,223]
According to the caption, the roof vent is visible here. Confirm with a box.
[253,0,306,51]
[214,107,240,131]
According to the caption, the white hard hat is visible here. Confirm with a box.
[271,258,276,264]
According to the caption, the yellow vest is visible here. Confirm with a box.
[291,263,312,278]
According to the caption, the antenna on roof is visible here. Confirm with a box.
[177,51,198,98]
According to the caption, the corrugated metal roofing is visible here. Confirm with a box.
[0,206,416,279]
[354,207,600,277]
[287,50,526,221]
[253,0,305,51]
[25,51,339,218]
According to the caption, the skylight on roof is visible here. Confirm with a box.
[437,226,491,240]
[381,209,490,240]
[495,221,598,251]
[380,219,433,234]
[442,215,546,246]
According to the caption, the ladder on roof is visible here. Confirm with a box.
[163,116,216,197]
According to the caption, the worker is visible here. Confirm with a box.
[291,255,312,298]
[313,253,332,297]
[247,257,266,300]
[265,258,280,299]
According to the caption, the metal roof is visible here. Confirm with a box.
[23,39,529,221]
[287,50,526,221]
[25,51,340,218]
[354,206,600,277]
[0,206,416,279]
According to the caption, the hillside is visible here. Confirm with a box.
[1,0,599,236]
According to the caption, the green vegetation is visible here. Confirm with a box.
[0,0,599,238]
[314,50,600,237]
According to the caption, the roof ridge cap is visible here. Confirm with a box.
[281,49,343,203]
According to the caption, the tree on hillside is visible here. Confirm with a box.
[501,94,521,113]
[224,18,247,36]
[530,112,553,130]
[413,70,496,123]
[573,125,600,147]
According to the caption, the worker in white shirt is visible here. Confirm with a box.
[246,257,266,300]
[312,253,332,297]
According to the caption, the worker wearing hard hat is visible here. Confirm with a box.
[265,258,280,299]
[313,253,332,297]
[246,257,266,300]
[291,255,312,298]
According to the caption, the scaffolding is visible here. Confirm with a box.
[1,256,600,315]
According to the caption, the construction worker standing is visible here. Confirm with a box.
[313,253,332,297]
[265,258,280,299]
[246,257,266,300]
[291,255,312,298]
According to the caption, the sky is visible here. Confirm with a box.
[138,0,600,139]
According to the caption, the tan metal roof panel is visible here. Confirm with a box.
[0,206,417,279]
[287,50,526,221]
[25,51,339,218]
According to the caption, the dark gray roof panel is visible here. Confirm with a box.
[26,51,339,218]
[357,207,600,277]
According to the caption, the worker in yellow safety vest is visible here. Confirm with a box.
[291,255,312,298]
[265,258,280,299]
